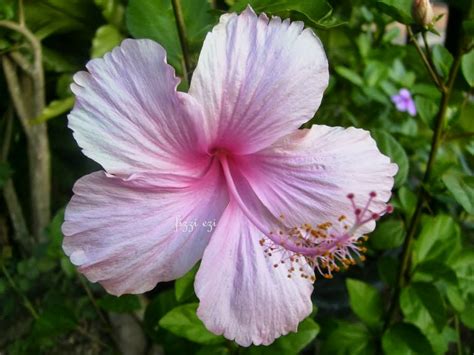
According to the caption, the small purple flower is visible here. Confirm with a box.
[391,88,417,116]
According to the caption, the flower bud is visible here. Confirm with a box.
[412,0,434,26]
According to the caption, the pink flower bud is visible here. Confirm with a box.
[412,0,434,26]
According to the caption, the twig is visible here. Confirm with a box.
[407,26,445,91]
[78,275,110,327]
[171,0,192,83]
[1,264,39,319]
[384,49,462,330]
[0,19,50,241]
[1,107,30,247]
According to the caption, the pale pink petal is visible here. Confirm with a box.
[229,125,397,236]
[62,165,228,295]
[195,202,314,347]
[189,6,329,154]
[70,39,208,176]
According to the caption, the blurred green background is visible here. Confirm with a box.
[0,0,473,354]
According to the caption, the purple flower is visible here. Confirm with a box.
[391,88,417,116]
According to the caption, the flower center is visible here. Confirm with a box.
[217,153,393,282]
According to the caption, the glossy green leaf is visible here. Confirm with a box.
[144,289,178,342]
[450,248,474,297]
[400,282,446,332]
[175,263,198,302]
[461,49,474,86]
[412,215,461,266]
[414,96,438,127]
[97,294,141,313]
[126,0,214,74]
[335,66,364,86]
[371,130,409,187]
[159,303,225,345]
[370,219,405,250]
[91,24,124,58]
[31,97,75,125]
[322,321,375,355]
[442,172,474,214]
[94,0,125,27]
[398,187,416,219]
[230,0,345,29]
[346,279,383,327]
[375,0,412,24]
[246,318,319,355]
[25,0,101,39]
[432,45,453,80]
[382,323,434,355]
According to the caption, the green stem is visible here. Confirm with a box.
[384,48,462,331]
[1,264,39,319]
[407,26,444,91]
[454,315,462,355]
[171,0,191,84]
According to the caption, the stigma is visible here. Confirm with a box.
[260,192,393,281]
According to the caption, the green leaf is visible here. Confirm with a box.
[231,0,345,30]
[0,162,12,188]
[126,0,214,74]
[450,248,474,297]
[322,321,375,355]
[246,318,319,355]
[197,345,230,355]
[144,289,178,342]
[346,279,383,327]
[382,323,433,355]
[33,305,77,339]
[91,24,124,58]
[414,96,438,127]
[377,255,399,286]
[460,298,474,329]
[94,0,125,27]
[461,49,474,86]
[175,263,198,302]
[370,219,405,250]
[97,294,141,313]
[412,260,465,312]
[371,130,409,187]
[400,282,446,332]
[42,47,79,73]
[25,0,101,39]
[398,187,416,219]
[159,303,225,345]
[442,172,474,214]
[334,66,364,86]
[31,97,75,124]
[432,45,453,80]
[412,215,461,266]
[375,0,412,24]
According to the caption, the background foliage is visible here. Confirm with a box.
[0,0,473,354]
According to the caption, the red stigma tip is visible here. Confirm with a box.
[347,193,354,199]
[355,208,361,215]
[371,213,380,220]
[386,204,394,213]
[369,191,377,198]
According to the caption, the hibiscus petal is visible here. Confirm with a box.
[62,165,228,295]
[195,202,314,347]
[69,39,208,176]
[232,125,397,235]
[189,6,329,154]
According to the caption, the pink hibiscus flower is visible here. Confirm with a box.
[63,6,397,346]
